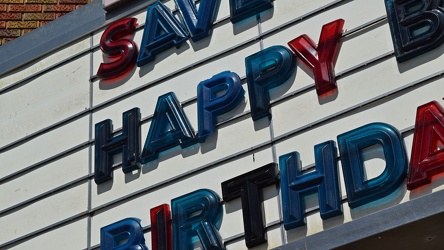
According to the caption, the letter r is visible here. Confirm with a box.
[172,189,225,249]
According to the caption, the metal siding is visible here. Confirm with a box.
[1,0,444,249]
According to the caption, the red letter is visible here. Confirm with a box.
[97,18,138,80]
[287,19,344,96]
[150,204,172,250]
[408,101,444,190]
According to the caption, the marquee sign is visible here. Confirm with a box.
[95,0,444,249]
[98,100,444,249]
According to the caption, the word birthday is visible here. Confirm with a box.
[99,101,444,250]
[96,0,444,249]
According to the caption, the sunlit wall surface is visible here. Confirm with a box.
[1,0,444,249]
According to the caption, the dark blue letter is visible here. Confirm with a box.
[245,45,296,121]
[197,71,245,142]
[229,0,273,23]
[101,218,148,250]
[137,2,188,67]
[385,0,444,62]
[338,123,407,208]
[175,0,219,41]
[172,189,225,249]
[140,92,196,164]
[95,108,140,184]
[280,141,342,230]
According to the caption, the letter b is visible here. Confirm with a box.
[100,218,148,250]
[385,0,444,62]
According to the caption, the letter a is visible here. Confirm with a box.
[140,92,196,164]
[137,2,188,67]
[408,101,444,190]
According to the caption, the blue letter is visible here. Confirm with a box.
[385,0,444,62]
[279,141,342,230]
[245,45,296,121]
[197,71,245,142]
[140,92,196,164]
[137,2,188,67]
[175,0,219,41]
[95,108,140,184]
[101,218,148,250]
[172,189,225,250]
[338,123,408,208]
[229,0,273,23]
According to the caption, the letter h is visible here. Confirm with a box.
[279,141,342,230]
[95,108,141,184]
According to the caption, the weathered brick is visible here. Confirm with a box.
[55,13,67,18]
[0,29,21,37]
[0,0,24,3]
[8,21,39,28]
[24,13,55,21]
[9,4,42,12]
[26,0,57,4]
[2,38,16,45]
[59,0,88,4]
[43,4,75,12]
[21,28,33,35]
[0,0,91,46]
[0,13,22,20]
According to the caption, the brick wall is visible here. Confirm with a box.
[0,0,92,45]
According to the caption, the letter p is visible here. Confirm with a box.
[197,71,245,142]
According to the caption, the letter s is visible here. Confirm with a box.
[97,18,138,80]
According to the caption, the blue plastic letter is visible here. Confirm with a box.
[174,0,219,42]
[197,71,245,142]
[338,123,407,208]
[229,0,273,23]
[280,141,342,230]
[172,189,225,250]
[385,0,444,62]
[245,45,296,121]
[137,2,188,67]
[101,218,148,250]
[95,108,141,184]
[140,92,196,164]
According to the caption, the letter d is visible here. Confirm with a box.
[338,123,407,208]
